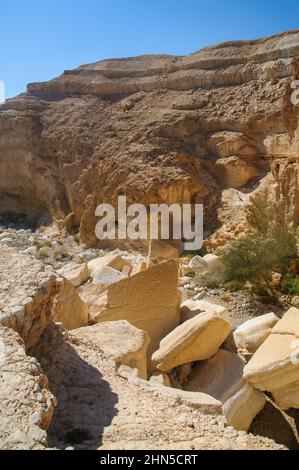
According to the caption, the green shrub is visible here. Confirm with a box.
[34,240,52,250]
[224,280,244,291]
[282,275,299,296]
[220,201,297,299]
[196,274,222,288]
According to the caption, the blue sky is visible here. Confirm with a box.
[1,0,299,98]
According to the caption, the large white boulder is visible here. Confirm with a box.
[233,312,280,355]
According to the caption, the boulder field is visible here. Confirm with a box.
[1,242,299,449]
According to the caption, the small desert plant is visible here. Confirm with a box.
[196,273,222,288]
[282,275,299,296]
[224,280,244,291]
[220,200,298,299]
[34,239,52,250]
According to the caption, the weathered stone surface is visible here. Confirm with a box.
[180,298,229,323]
[1,32,299,250]
[52,278,89,330]
[90,260,181,357]
[0,326,56,450]
[92,266,125,285]
[0,246,57,349]
[57,262,89,287]
[77,282,107,306]
[87,253,127,275]
[147,240,179,266]
[120,369,223,415]
[188,256,208,272]
[185,350,244,402]
[215,156,258,188]
[233,312,280,355]
[185,350,266,431]
[73,321,150,379]
[222,384,266,432]
[244,308,299,409]
[152,311,232,372]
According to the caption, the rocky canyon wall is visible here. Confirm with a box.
[1,30,299,247]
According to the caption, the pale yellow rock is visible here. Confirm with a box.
[180,299,229,323]
[119,370,222,415]
[185,350,244,402]
[137,260,148,273]
[73,321,150,379]
[215,156,257,188]
[272,307,299,336]
[233,312,279,354]
[243,307,299,409]
[90,260,181,357]
[77,283,106,306]
[131,259,147,275]
[52,278,89,329]
[152,311,232,372]
[57,262,89,287]
[185,350,266,431]
[87,253,127,274]
[223,384,266,432]
[147,240,179,267]
[122,264,132,277]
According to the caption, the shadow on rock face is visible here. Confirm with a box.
[31,324,118,450]
[250,400,299,450]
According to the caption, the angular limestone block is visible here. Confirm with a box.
[152,311,232,372]
[233,312,279,354]
[73,320,150,379]
[244,307,299,410]
[92,266,125,285]
[57,262,89,287]
[52,278,89,329]
[87,253,127,275]
[89,260,181,357]
[185,350,244,402]
[180,299,229,323]
[223,384,266,431]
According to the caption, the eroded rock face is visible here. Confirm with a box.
[0,326,56,450]
[1,31,299,247]
[0,246,57,349]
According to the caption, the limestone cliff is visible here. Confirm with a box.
[1,30,299,247]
